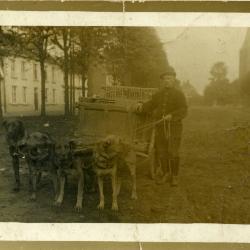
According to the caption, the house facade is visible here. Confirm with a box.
[239,28,250,79]
[1,56,83,116]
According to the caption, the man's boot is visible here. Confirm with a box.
[156,158,170,184]
[171,157,179,187]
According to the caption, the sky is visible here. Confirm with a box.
[156,27,247,94]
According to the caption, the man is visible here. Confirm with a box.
[137,66,188,186]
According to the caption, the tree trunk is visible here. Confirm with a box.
[81,73,86,98]
[64,50,70,117]
[70,70,73,115]
[0,80,3,119]
[0,58,4,118]
[72,72,75,115]
[40,60,46,117]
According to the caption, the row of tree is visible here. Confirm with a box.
[0,27,169,117]
[203,62,241,106]
[183,62,244,106]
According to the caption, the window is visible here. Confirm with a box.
[11,59,16,78]
[45,88,48,103]
[12,85,17,104]
[33,64,38,81]
[52,89,56,104]
[21,61,26,79]
[52,66,55,83]
[22,87,27,104]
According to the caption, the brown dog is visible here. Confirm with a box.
[2,119,26,191]
[94,135,137,211]
[19,132,57,201]
[53,139,96,211]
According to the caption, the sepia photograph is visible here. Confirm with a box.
[1,24,250,226]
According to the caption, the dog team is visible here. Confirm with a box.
[2,119,137,211]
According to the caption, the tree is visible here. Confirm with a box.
[50,27,112,105]
[0,27,24,118]
[0,27,7,118]
[53,27,169,102]
[72,27,116,95]
[101,27,169,88]
[13,27,54,116]
[0,56,3,118]
[73,27,92,97]
[204,62,231,105]
[51,28,72,116]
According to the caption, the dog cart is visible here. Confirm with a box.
[76,97,157,179]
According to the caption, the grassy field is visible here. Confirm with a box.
[1,106,250,223]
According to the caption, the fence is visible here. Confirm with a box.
[102,85,157,102]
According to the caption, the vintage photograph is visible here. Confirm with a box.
[0,25,249,224]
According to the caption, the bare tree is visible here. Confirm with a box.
[73,28,92,98]
[0,58,3,118]
[73,27,112,97]
[51,28,72,116]
[15,27,54,116]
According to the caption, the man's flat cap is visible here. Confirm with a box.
[160,66,176,79]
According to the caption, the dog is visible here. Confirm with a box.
[19,131,58,201]
[53,139,96,210]
[2,119,26,191]
[93,135,137,211]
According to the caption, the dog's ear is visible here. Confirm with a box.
[69,140,76,151]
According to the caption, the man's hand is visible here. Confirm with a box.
[163,114,172,121]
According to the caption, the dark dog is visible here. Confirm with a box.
[19,131,58,201]
[53,139,96,210]
[2,119,26,191]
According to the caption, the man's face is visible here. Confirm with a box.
[161,75,175,89]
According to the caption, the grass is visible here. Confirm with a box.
[1,105,250,223]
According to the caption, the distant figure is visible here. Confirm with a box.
[136,66,188,186]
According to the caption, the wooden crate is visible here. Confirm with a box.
[77,97,156,178]
[78,98,138,143]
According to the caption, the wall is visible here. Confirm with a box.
[1,56,82,116]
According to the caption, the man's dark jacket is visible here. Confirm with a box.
[141,86,188,122]
[141,86,188,157]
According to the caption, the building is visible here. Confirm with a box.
[1,56,83,116]
[239,28,250,79]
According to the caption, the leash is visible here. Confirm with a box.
[135,117,165,133]
[163,118,170,140]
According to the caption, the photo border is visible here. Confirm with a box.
[0,0,249,245]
